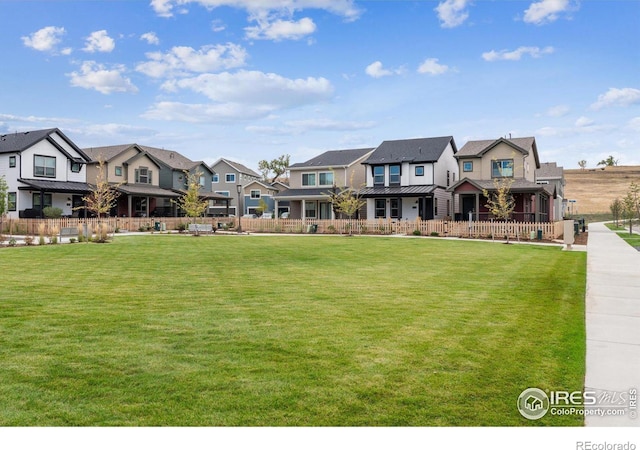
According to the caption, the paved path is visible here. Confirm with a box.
[585,222,640,426]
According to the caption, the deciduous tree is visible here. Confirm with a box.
[610,198,623,227]
[174,170,209,235]
[597,155,618,167]
[258,154,290,183]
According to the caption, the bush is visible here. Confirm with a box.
[176,223,188,233]
[0,234,5,244]
[430,231,439,237]
[327,225,336,234]
[69,238,77,243]
[8,238,17,247]
[412,229,422,236]
[43,206,63,218]
[24,236,34,246]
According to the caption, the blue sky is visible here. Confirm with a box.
[1,0,638,170]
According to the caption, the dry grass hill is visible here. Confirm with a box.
[564,166,640,214]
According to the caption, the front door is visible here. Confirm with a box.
[462,196,475,220]
[319,202,332,219]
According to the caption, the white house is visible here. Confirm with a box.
[360,136,459,220]
[0,129,92,218]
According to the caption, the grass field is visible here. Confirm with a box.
[564,165,640,214]
[0,235,586,426]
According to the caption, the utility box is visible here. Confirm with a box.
[563,219,575,248]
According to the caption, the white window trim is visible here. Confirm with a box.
[302,172,317,187]
[250,190,261,199]
[318,171,334,187]
[225,173,236,183]
[463,161,473,172]
[215,191,230,197]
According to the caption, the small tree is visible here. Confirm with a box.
[83,159,121,218]
[597,155,618,167]
[255,198,269,217]
[622,182,640,234]
[325,176,366,235]
[173,170,209,235]
[483,176,516,243]
[610,198,623,227]
[578,160,587,170]
[258,154,290,183]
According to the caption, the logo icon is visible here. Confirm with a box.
[518,388,550,420]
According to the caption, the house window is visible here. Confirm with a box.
[71,161,81,173]
[375,199,386,218]
[215,191,230,197]
[9,156,16,168]
[250,190,261,199]
[32,193,52,209]
[447,170,450,187]
[390,198,400,218]
[34,155,56,178]
[199,175,206,187]
[135,167,152,184]
[212,174,219,183]
[373,166,384,186]
[389,165,401,186]
[7,192,16,211]
[435,198,438,216]
[318,172,333,186]
[463,161,473,172]
[492,159,514,178]
[225,173,236,183]
[302,173,316,186]
[115,166,123,176]
[305,201,317,218]
[415,166,424,176]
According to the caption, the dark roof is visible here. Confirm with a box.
[1,128,91,161]
[362,137,456,165]
[289,148,374,169]
[273,188,332,199]
[448,177,549,194]
[360,185,438,198]
[83,143,206,172]
[213,158,260,178]
[18,178,92,193]
[83,144,133,162]
[117,184,180,198]
[536,162,564,179]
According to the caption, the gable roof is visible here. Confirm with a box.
[536,162,564,179]
[289,147,374,169]
[83,143,206,172]
[456,137,540,168]
[211,158,260,178]
[83,144,135,162]
[1,128,90,161]
[243,179,281,192]
[362,136,456,165]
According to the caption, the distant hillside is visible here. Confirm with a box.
[564,166,640,214]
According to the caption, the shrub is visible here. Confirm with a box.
[327,225,336,234]
[49,225,60,244]
[69,238,77,244]
[412,229,422,236]
[24,236,34,246]
[0,234,5,244]
[430,231,440,237]
[42,206,63,218]
[8,238,17,247]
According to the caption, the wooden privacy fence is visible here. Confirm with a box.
[3,217,565,240]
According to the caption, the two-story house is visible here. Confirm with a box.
[0,128,92,218]
[84,144,229,217]
[210,158,261,216]
[360,137,458,220]
[241,180,285,217]
[274,148,374,220]
[448,137,555,222]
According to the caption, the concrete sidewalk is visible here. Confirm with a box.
[585,222,640,426]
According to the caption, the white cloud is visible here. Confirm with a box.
[21,26,66,52]
[146,70,334,122]
[136,44,247,78]
[417,58,450,76]
[365,61,406,78]
[523,0,577,25]
[435,0,471,28]
[83,30,115,53]
[284,118,376,132]
[590,87,640,110]
[141,32,160,45]
[245,16,316,40]
[575,116,594,127]
[68,61,138,94]
[546,105,570,117]
[482,46,554,61]
[211,19,226,32]
[627,117,640,132]
[163,70,333,106]
[151,0,362,21]
[365,61,391,78]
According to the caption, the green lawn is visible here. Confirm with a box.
[605,222,640,250]
[0,235,586,426]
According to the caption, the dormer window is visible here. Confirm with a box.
[71,161,81,173]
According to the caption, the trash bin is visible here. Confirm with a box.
[580,218,586,233]
[537,229,543,240]
[307,224,318,234]
[154,221,161,231]
[160,222,166,231]
[530,231,536,240]
[574,221,580,235]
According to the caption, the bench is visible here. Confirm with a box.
[60,227,77,237]
[188,223,215,234]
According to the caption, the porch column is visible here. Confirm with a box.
[274,199,279,217]
[534,192,540,222]
[128,195,132,218]
[301,199,306,220]
[475,193,480,221]
[39,190,45,218]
